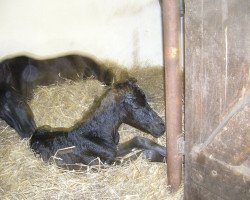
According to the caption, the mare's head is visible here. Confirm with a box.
[0,83,36,138]
[114,79,165,137]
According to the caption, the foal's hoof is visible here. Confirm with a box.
[142,150,166,163]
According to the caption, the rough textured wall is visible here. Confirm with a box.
[0,0,163,67]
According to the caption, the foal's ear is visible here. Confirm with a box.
[126,77,137,85]
[121,78,138,87]
[114,77,137,89]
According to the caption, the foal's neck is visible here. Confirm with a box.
[90,93,122,128]
[71,90,123,139]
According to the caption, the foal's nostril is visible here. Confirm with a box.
[159,122,166,133]
[158,121,165,129]
[160,122,165,127]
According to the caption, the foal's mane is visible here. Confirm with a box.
[115,78,145,96]
[114,78,147,106]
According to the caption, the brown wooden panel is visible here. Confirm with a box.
[185,0,203,196]
[186,181,224,200]
[185,0,250,199]
[187,153,250,200]
[205,103,250,165]
[185,0,203,151]
[185,0,250,148]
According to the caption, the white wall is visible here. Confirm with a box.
[0,0,163,67]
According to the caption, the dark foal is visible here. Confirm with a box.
[30,79,166,169]
[0,54,114,138]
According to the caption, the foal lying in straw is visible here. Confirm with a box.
[30,79,166,169]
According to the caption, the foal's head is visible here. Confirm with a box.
[114,79,165,137]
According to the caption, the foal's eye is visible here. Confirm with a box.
[136,94,146,107]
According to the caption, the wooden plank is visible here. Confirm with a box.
[204,102,250,165]
[184,0,203,197]
[188,153,250,200]
[185,0,250,150]
[187,181,224,200]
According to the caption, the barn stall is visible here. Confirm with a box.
[0,0,183,199]
[0,0,249,199]
[0,65,185,199]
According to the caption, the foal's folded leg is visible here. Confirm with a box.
[117,136,166,163]
[80,138,117,165]
[141,149,166,162]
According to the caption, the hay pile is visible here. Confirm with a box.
[0,66,183,199]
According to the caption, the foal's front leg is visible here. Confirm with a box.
[117,136,166,163]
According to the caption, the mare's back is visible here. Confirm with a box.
[0,54,110,99]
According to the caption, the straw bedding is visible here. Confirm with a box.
[0,64,183,200]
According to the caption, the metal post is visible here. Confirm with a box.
[162,0,183,191]
[180,0,185,70]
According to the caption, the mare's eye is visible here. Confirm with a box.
[5,91,11,98]
[4,104,10,112]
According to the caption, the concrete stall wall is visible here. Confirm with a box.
[185,0,250,199]
[0,0,163,68]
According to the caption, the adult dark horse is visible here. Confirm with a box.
[0,54,114,138]
[30,79,166,169]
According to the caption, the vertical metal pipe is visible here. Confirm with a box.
[162,0,183,191]
[180,0,185,70]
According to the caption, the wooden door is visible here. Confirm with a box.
[185,0,250,199]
